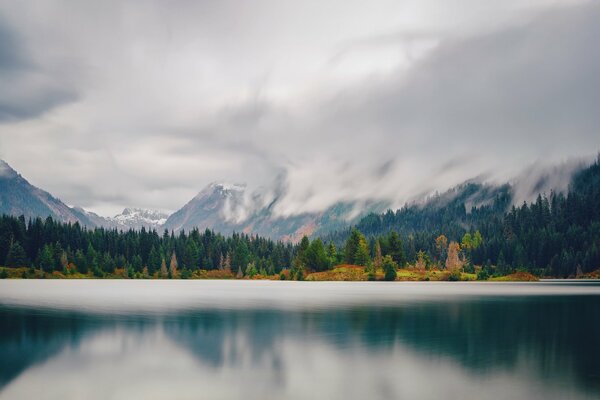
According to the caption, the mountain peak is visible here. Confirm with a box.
[209,182,246,191]
[111,208,169,228]
[194,182,246,199]
[0,160,19,179]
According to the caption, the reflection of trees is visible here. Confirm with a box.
[1,296,599,394]
[164,298,600,394]
[0,308,157,389]
[0,307,96,388]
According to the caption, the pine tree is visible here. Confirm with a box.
[305,238,330,271]
[74,249,87,274]
[382,255,398,281]
[38,244,54,272]
[6,239,28,267]
[354,236,371,267]
[224,252,232,270]
[327,242,338,266]
[297,236,310,266]
[147,246,161,275]
[344,228,362,264]
[183,239,199,270]
[160,257,168,278]
[387,231,405,267]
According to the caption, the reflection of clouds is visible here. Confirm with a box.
[0,323,594,400]
[0,281,599,399]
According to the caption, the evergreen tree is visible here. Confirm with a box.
[233,240,250,270]
[147,246,161,275]
[344,228,362,264]
[387,231,405,267]
[38,244,54,272]
[74,249,87,274]
[354,236,371,267]
[382,255,398,281]
[297,236,310,266]
[5,239,28,267]
[160,257,168,278]
[183,239,200,270]
[305,238,330,271]
[327,242,338,266]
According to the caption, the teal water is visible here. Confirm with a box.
[0,280,599,400]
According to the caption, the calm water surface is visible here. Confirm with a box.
[0,280,599,400]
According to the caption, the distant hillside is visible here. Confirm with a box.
[0,160,96,226]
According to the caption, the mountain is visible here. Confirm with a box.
[163,182,388,241]
[106,208,169,231]
[163,159,590,241]
[165,183,247,233]
[0,160,96,226]
[324,159,591,246]
[1,157,589,241]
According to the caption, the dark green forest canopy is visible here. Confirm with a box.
[0,217,295,276]
[1,157,599,278]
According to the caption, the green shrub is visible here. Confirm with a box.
[447,270,461,281]
[477,268,490,281]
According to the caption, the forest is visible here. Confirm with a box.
[1,157,599,280]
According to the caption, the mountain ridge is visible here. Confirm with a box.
[0,158,591,241]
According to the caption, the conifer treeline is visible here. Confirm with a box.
[0,218,294,277]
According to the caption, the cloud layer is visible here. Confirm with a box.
[0,0,598,216]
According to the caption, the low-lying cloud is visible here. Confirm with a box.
[0,0,598,217]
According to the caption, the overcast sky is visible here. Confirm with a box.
[0,0,598,217]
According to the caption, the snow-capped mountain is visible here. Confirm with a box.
[76,207,169,231]
[108,208,169,230]
[0,160,169,231]
[1,158,589,241]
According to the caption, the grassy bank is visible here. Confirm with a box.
[0,265,547,281]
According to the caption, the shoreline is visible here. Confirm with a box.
[3,265,596,282]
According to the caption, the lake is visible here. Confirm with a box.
[0,280,599,400]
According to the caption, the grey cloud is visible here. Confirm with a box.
[267,2,600,212]
[0,1,597,217]
[0,21,25,70]
[0,19,79,122]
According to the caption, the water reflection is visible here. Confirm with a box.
[0,283,599,399]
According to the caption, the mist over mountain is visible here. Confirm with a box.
[163,182,389,241]
[0,157,593,241]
